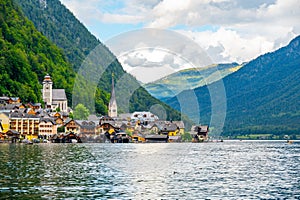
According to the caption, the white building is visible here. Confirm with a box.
[131,111,159,124]
[42,74,68,112]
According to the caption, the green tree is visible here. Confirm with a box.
[57,126,65,133]
[55,107,61,112]
[69,112,74,119]
[182,132,192,142]
[73,104,90,120]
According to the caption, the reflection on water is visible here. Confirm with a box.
[0,141,299,199]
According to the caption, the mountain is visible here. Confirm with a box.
[0,0,75,103]
[144,63,242,101]
[15,0,99,71]
[166,35,300,135]
[13,0,182,120]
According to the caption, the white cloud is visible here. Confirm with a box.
[117,47,194,83]
[60,0,300,66]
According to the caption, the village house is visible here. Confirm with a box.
[131,131,146,143]
[79,120,105,142]
[54,116,64,126]
[27,103,42,111]
[0,96,21,105]
[27,108,36,115]
[64,119,80,134]
[99,116,120,134]
[191,125,209,142]
[172,121,185,135]
[99,121,119,135]
[5,130,20,143]
[148,121,180,136]
[53,112,69,126]
[0,96,9,105]
[160,122,179,136]
[76,120,97,135]
[39,118,57,139]
[0,103,26,111]
[8,97,21,104]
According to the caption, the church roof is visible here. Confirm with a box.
[43,74,52,83]
[52,89,67,101]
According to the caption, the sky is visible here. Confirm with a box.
[60,0,299,83]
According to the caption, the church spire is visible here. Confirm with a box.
[108,73,117,118]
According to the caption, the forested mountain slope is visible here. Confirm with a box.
[167,35,300,135]
[10,0,182,120]
[0,0,74,103]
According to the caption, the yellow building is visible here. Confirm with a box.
[0,112,10,133]
[10,112,40,140]
[132,132,145,143]
[173,121,185,135]
[158,122,180,136]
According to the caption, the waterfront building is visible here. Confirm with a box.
[9,111,40,140]
[148,121,180,136]
[172,121,185,135]
[159,122,179,136]
[131,132,145,143]
[191,125,209,142]
[64,119,80,134]
[39,118,57,139]
[75,120,97,135]
[145,134,168,143]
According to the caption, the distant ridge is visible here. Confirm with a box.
[144,63,242,101]
[166,35,300,135]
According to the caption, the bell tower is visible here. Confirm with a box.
[108,74,118,118]
[42,74,52,107]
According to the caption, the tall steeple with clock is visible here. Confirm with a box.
[42,74,53,107]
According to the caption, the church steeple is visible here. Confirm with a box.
[108,74,117,118]
[42,74,53,107]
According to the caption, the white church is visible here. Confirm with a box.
[42,74,68,112]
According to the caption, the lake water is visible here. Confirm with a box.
[0,141,299,199]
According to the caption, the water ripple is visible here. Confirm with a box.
[0,141,299,199]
